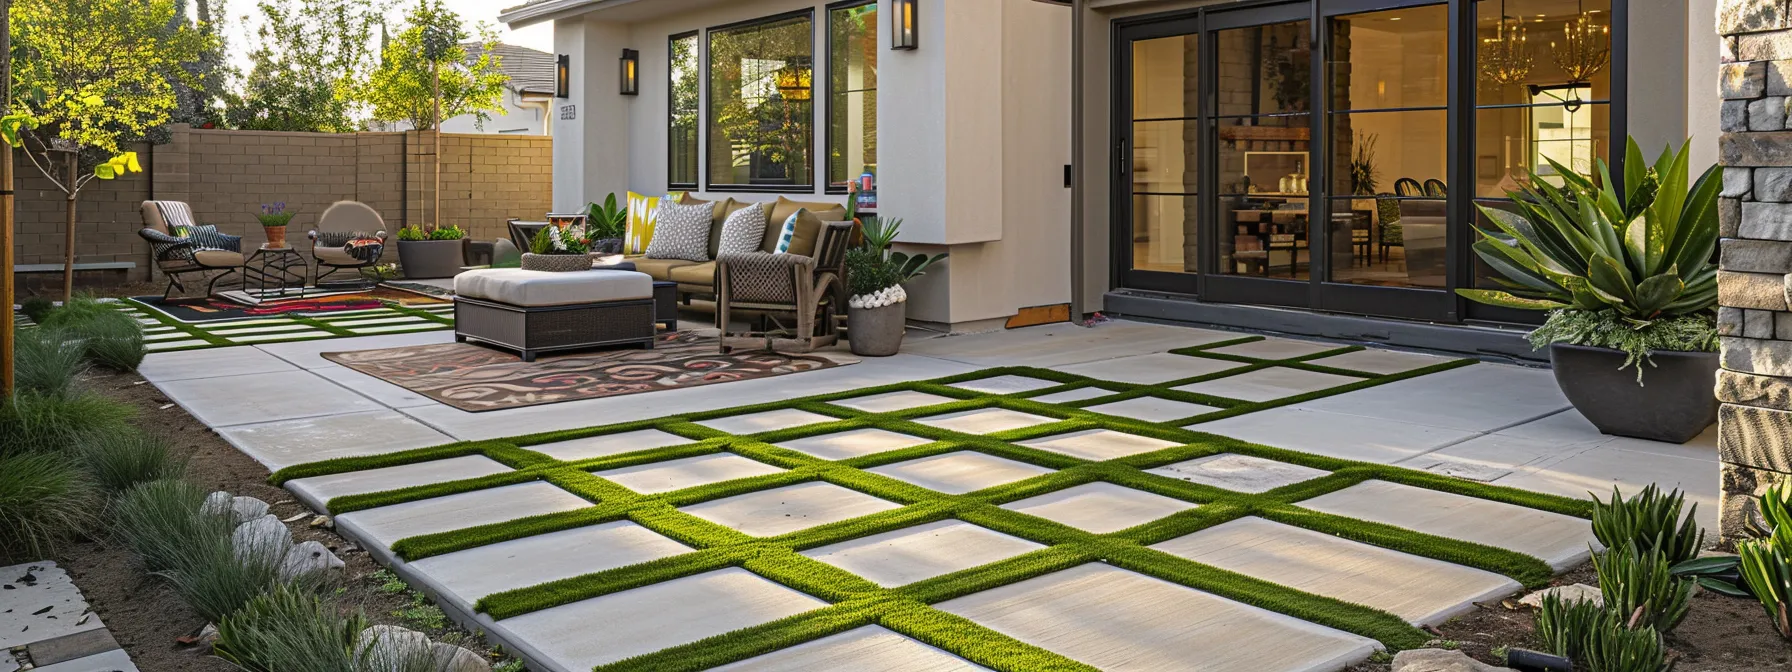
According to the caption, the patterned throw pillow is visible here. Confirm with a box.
[188,225,233,251]
[645,201,714,262]
[717,201,768,256]
[624,192,662,255]
[772,208,807,254]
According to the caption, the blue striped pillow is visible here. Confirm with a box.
[188,225,232,251]
[773,208,807,254]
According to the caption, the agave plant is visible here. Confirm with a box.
[1739,525,1792,639]
[860,216,948,283]
[586,193,629,240]
[1459,137,1721,323]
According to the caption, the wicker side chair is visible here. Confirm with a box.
[308,201,389,289]
[715,221,854,354]
[138,200,245,301]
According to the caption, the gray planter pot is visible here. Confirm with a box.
[396,239,466,279]
[521,253,593,272]
[1548,343,1719,444]
[847,302,906,357]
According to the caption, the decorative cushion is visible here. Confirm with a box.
[645,201,714,262]
[718,201,768,256]
[625,192,663,255]
[188,225,233,251]
[783,210,830,258]
[455,268,653,307]
[763,197,847,251]
[772,209,804,254]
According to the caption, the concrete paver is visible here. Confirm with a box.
[1298,480,1598,570]
[867,452,1056,494]
[1017,429,1180,461]
[680,482,903,537]
[1000,482,1197,533]
[1147,453,1329,493]
[776,428,933,460]
[593,454,785,494]
[335,482,593,550]
[409,522,692,608]
[710,626,991,671]
[801,520,1044,587]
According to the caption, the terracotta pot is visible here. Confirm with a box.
[521,253,594,273]
[262,225,288,249]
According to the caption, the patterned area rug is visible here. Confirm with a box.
[321,332,859,412]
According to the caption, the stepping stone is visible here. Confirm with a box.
[198,318,302,329]
[698,409,839,435]
[915,408,1058,435]
[1174,367,1362,402]
[159,369,382,427]
[409,521,691,606]
[1307,348,1454,375]
[800,520,1044,587]
[335,482,592,551]
[146,339,210,351]
[498,568,827,669]
[220,410,454,471]
[529,429,693,462]
[31,649,138,672]
[680,482,902,537]
[302,307,390,317]
[1150,517,1522,625]
[593,453,785,494]
[0,561,106,649]
[1146,454,1327,493]
[1084,396,1219,423]
[1298,480,1598,570]
[350,324,446,335]
[286,455,513,506]
[830,390,960,413]
[776,429,932,460]
[329,316,428,327]
[949,375,1060,394]
[1029,387,1114,404]
[1060,352,1248,385]
[1203,338,1344,360]
[1192,408,1476,464]
[140,346,298,381]
[226,331,335,344]
[866,452,1055,495]
[144,331,196,342]
[1018,429,1179,461]
[1001,482,1197,534]
[936,564,1378,672]
[201,324,318,335]
[711,626,991,671]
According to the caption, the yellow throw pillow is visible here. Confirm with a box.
[624,192,661,255]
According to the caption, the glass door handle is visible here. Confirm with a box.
[1117,138,1128,176]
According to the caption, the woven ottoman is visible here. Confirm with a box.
[454,268,656,362]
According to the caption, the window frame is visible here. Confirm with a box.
[825,0,878,195]
[668,30,702,191]
[702,8,820,194]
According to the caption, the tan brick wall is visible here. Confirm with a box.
[11,124,553,283]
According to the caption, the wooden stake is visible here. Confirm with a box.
[1,0,15,397]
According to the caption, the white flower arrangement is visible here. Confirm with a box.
[849,284,907,310]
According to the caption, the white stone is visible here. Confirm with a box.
[430,642,491,672]
[866,452,1056,494]
[1083,396,1220,423]
[697,409,839,435]
[914,408,1059,435]
[497,568,826,669]
[680,482,903,537]
[775,428,933,460]
[800,520,1045,587]
[1147,454,1328,493]
[281,540,346,581]
[335,482,592,551]
[355,624,432,669]
[219,411,457,472]
[1000,482,1197,533]
[200,491,233,517]
[1517,583,1603,609]
[949,375,1060,394]
[936,564,1379,672]
[1204,338,1344,360]
[233,514,293,563]
[593,453,785,494]
[829,390,959,413]
[410,522,691,607]
[1391,648,1515,672]
[1060,352,1249,384]
[1151,517,1522,626]
[1173,367,1361,402]
[528,429,693,462]
[1299,480,1598,571]
[710,626,991,671]
[286,456,513,509]
[1191,408,1477,464]
[1028,387,1115,404]
[1017,429,1180,461]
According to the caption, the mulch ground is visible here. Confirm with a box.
[52,366,504,670]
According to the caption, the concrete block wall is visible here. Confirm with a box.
[11,125,552,285]
[1716,0,1792,545]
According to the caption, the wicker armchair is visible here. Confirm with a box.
[715,221,854,354]
[308,201,389,289]
[138,200,245,301]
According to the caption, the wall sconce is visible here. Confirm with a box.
[555,54,570,98]
[892,0,918,50]
[620,49,640,96]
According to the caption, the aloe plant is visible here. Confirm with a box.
[1460,137,1721,322]
[1739,527,1792,639]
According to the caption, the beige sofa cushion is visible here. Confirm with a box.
[629,256,700,281]
[193,249,245,268]
[763,197,846,251]
[455,268,653,307]
[667,261,716,287]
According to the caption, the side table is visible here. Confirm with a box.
[244,246,310,299]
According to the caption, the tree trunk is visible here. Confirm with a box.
[62,154,76,301]
[432,63,441,234]
[2,0,15,397]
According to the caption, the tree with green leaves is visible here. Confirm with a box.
[169,0,228,127]
[7,0,215,300]
[223,0,383,132]
[361,0,508,132]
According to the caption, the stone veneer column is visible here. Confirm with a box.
[1716,0,1792,547]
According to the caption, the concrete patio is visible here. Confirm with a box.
[137,318,1720,671]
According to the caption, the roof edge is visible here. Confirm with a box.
[498,0,599,29]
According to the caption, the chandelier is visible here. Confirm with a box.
[1552,8,1610,82]
[1480,1,1532,86]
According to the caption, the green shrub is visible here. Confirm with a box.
[13,327,88,396]
[1579,620,1674,672]
[1591,485,1704,564]
[0,390,135,457]
[70,309,146,372]
[1761,481,1792,537]
[21,296,54,323]
[214,585,368,672]
[1535,592,1610,661]
[0,452,99,562]
[38,294,120,329]
[845,247,900,297]
[80,432,187,493]
[162,532,295,622]
[428,225,466,241]
[1594,543,1694,634]
[113,479,234,574]
[1738,525,1792,639]
[395,226,426,242]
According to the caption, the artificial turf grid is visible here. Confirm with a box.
[115,297,452,351]
[270,338,1590,672]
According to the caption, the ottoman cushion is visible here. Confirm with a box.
[455,268,653,307]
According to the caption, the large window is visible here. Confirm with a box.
[708,11,815,190]
[828,1,877,193]
[669,32,700,189]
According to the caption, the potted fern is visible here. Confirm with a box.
[845,217,946,356]
[394,224,468,279]
[1459,137,1720,443]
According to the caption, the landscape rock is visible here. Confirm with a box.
[200,492,271,524]
[355,624,432,670]
[232,514,292,563]
[1516,583,1603,609]
[1391,648,1515,672]
[201,491,233,517]
[280,541,345,581]
[431,642,492,672]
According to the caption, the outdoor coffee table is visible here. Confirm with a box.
[243,246,309,299]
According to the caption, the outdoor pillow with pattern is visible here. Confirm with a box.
[773,208,807,254]
[188,224,234,251]
[718,201,768,256]
[625,192,662,255]
[646,201,714,262]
